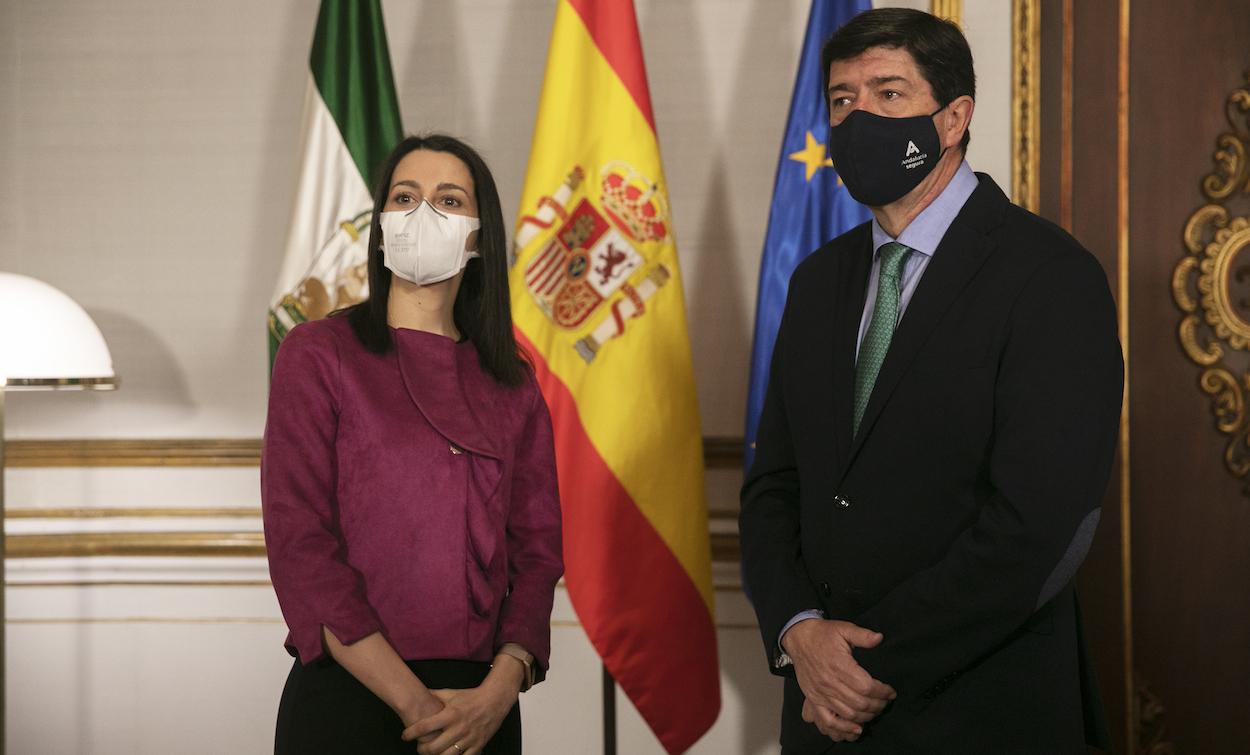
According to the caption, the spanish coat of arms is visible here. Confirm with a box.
[515,161,673,363]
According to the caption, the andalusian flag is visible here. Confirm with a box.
[268,0,402,358]
[511,1,719,751]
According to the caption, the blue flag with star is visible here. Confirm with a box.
[745,0,871,470]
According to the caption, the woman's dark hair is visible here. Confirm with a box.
[821,8,976,152]
[340,133,528,387]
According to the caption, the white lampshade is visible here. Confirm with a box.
[0,272,117,390]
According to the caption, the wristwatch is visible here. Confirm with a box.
[497,644,535,692]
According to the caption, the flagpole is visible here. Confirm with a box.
[602,664,617,755]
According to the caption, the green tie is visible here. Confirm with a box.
[853,242,913,435]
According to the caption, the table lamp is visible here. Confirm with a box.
[0,272,117,753]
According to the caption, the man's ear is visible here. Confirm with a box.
[943,95,975,150]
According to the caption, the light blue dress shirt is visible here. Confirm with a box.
[857,161,979,356]
[775,162,980,661]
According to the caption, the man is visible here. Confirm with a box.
[740,9,1123,754]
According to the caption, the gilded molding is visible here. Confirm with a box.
[6,531,265,559]
[4,524,741,564]
[8,617,281,625]
[929,0,962,26]
[9,580,275,588]
[1117,6,1134,750]
[6,507,260,519]
[3,442,746,561]
[702,437,746,468]
[4,439,262,467]
[1012,0,1041,211]
[5,437,747,469]
[1173,73,1250,493]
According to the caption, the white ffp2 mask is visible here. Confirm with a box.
[378,201,481,286]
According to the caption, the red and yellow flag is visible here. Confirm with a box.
[510,1,720,751]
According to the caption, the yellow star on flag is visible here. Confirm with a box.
[789,130,835,182]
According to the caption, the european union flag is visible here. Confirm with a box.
[744,0,871,470]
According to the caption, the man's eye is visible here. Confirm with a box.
[831,97,850,108]
[883,90,900,100]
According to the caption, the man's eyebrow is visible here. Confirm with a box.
[869,75,910,87]
[827,74,911,96]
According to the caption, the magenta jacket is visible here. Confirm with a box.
[261,316,563,676]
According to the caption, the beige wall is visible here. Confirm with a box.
[0,0,1012,441]
[0,1,1014,752]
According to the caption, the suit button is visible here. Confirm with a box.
[820,581,833,597]
[834,495,850,508]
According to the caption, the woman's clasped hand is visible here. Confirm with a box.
[405,659,526,755]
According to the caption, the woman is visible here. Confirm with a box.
[262,134,563,755]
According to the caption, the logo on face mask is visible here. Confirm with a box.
[902,139,929,170]
[830,106,946,206]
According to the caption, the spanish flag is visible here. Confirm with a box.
[510,1,720,751]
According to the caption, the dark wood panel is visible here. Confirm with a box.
[1127,0,1250,752]
[1041,1,1131,752]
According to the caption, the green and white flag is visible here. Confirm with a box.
[268,0,403,360]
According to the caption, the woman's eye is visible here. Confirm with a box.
[439,196,461,208]
[394,193,413,204]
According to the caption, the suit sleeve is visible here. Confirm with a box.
[852,250,1124,703]
[740,279,825,676]
[261,324,382,664]
[495,380,564,682]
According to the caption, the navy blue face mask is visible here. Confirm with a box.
[830,105,947,207]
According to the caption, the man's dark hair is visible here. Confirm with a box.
[821,8,976,152]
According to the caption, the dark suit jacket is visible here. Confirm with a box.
[740,175,1123,754]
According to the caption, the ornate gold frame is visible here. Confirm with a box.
[1012,0,1041,212]
[1173,73,1250,489]
[930,0,963,26]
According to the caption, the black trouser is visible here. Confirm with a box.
[275,657,521,754]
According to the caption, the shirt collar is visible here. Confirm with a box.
[870,160,979,260]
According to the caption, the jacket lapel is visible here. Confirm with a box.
[393,330,502,461]
[844,175,1008,468]
[832,228,873,472]
[393,330,508,608]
